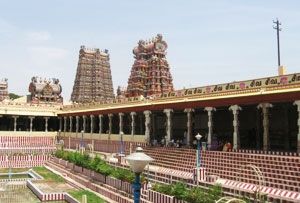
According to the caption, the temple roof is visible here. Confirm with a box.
[60,72,300,116]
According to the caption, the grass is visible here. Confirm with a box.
[0,168,28,173]
[69,189,106,203]
[0,174,31,179]
[33,166,65,183]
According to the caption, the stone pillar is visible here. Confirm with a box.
[98,114,103,134]
[29,116,34,132]
[184,108,194,145]
[63,116,67,133]
[59,117,62,132]
[294,101,300,153]
[144,110,151,144]
[44,117,49,132]
[76,116,79,134]
[163,109,173,143]
[229,105,242,150]
[12,116,18,131]
[257,103,273,151]
[119,112,124,134]
[108,114,113,135]
[69,116,73,132]
[82,115,86,133]
[90,115,94,134]
[204,107,216,150]
[130,112,136,136]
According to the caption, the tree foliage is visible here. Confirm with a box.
[9,93,21,100]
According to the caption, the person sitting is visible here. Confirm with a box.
[222,141,232,152]
[226,142,232,152]
[222,142,228,152]
[167,139,175,147]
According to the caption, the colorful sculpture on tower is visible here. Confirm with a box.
[126,34,174,97]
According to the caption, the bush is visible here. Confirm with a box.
[152,182,223,203]
[171,182,188,200]
[96,163,112,176]
[55,150,64,158]
[55,150,138,184]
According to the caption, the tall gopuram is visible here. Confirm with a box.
[71,46,114,103]
[0,78,8,102]
[126,34,174,97]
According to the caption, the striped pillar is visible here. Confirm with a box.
[76,116,79,136]
[29,116,34,132]
[98,114,103,135]
[184,108,194,146]
[144,110,151,144]
[90,115,94,134]
[229,105,242,150]
[63,116,67,134]
[12,116,19,131]
[163,109,173,144]
[204,107,216,150]
[69,116,73,132]
[130,112,136,136]
[257,103,273,151]
[82,115,86,133]
[58,117,62,133]
[108,114,113,136]
[44,117,49,132]
[119,112,124,134]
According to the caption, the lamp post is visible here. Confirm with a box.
[195,133,202,184]
[125,147,154,203]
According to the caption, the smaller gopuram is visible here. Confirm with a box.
[71,46,114,103]
[28,76,63,103]
[0,78,8,102]
[126,34,174,97]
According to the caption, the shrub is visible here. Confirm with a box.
[171,182,188,200]
[96,164,112,176]
[152,183,223,203]
[55,150,137,183]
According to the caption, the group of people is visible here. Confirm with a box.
[150,131,233,152]
[151,138,183,148]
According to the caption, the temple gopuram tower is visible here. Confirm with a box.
[71,46,114,103]
[0,78,8,102]
[126,34,174,97]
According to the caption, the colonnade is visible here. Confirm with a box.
[59,100,300,153]
[0,116,52,132]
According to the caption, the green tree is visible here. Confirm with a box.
[9,93,21,100]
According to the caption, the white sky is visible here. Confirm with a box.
[0,0,300,101]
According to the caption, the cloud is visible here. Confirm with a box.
[26,31,51,41]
